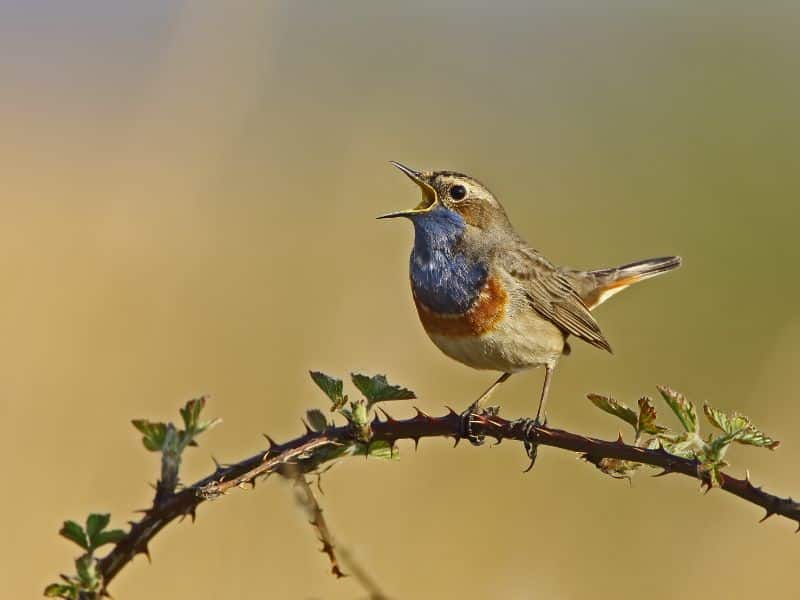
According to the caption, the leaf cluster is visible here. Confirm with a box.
[308,371,415,458]
[45,399,220,598]
[131,397,221,453]
[588,385,778,485]
[45,514,126,599]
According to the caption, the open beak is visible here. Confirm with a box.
[377,161,438,219]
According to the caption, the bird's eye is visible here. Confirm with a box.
[449,184,467,201]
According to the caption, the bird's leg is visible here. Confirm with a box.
[470,371,511,412]
[461,372,511,446]
[534,363,554,425]
[515,364,555,471]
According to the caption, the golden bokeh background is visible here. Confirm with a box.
[4,2,800,598]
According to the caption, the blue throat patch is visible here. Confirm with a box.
[409,206,488,314]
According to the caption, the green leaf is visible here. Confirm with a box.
[350,373,415,406]
[131,419,168,452]
[587,393,638,429]
[657,433,701,459]
[85,513,110,548]
[737,427,780,449]
[703,403,779,449]
[703,403,748,436]
[59,520,89,551]
[44,583,77,599]
[306,408,328,432]
[657,385,698,433]
[180,397,206,431]
[93,529,126,547]
[75,555,99,589]
[309,371,346,409]
[178,397,220,441]
[637,396,667,436]
[194,416,222,438]
[365,440,399,460]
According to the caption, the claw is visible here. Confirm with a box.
[514,417,542,472]
[522,445,538,473]
[460,404,491,447]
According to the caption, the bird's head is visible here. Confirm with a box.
[379,162,511,232]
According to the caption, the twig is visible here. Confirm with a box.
[293,475,345,578]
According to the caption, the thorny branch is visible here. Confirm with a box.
[78,402,799,597]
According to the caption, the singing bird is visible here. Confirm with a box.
[379,161,681,442]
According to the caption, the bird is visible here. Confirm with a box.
[379,161,681,449]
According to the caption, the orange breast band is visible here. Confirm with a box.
[414,276,508,337]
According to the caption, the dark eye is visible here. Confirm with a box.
[449,184,467,201]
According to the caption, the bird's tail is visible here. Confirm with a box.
[579,256,682,309]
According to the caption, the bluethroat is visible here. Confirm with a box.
[379,162,681,456]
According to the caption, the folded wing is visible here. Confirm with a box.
[498,246,612,353]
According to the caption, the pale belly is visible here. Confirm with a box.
[426,306,565,372]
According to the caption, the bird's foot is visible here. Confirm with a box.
[513,416,545,472]
[460,404,500,446]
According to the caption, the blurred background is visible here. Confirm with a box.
[3,1,799,598]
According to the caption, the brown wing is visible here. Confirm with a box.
[499,246,612,353]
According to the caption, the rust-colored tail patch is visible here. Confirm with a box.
[583,276,639,309]
[582,255,681,310]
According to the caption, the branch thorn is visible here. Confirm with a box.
[262,434,279,451]
[413,406,431,420]
[376,406,397,423]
